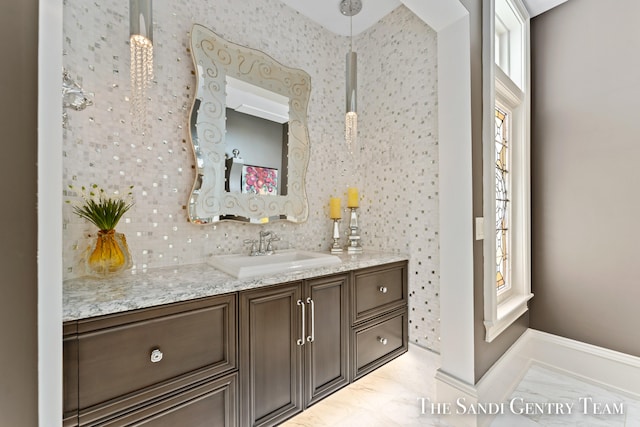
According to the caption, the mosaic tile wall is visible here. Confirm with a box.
[62,0,440,351]
[357,8,441,351]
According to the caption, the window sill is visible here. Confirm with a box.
[484,293,533,342]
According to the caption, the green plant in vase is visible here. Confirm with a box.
[69,184,134,275]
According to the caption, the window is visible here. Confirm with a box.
[482,0,533,342]
[494,0,524,87]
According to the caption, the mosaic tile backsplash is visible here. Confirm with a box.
[62,0,440,351]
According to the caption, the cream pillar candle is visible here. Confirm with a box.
[347,187,359,208]
[329,197,342,219]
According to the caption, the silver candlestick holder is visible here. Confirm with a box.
[346,207,363,253]
[330,219,343,254]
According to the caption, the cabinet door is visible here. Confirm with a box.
[304,274,349,407]
[240,283,303,427]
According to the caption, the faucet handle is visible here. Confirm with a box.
[243,239,258,256]
[266,234,280,252]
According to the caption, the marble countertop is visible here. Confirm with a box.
[63,251,408,322]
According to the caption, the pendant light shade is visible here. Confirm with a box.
[130,0,153,41]
[345,50,357,152]
[346,51,357,114]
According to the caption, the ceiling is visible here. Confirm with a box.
[278,0,569,36]
[522,0,568,17]
[278,0,401,36]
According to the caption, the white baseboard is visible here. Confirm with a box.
[519,329,640,399]
[435,328,640,427]
[434,370,481,427]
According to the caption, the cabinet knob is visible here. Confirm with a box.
[378,286,388,294]
[378,337,388,345]
[150,348,163,363]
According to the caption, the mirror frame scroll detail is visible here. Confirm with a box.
[187,24,311,224]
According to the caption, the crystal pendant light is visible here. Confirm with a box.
[130,0,153,135]
[340,0,362,154]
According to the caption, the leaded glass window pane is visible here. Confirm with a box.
[495,107,509,291]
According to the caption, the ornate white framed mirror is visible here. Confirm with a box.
[188,24,311,224]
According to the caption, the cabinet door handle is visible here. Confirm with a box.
[297,300,306,346]
[378,337,388,345]
[306,297,315,343]
[378,286,388,294]
[150,348,163,363]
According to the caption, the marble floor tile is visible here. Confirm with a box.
[282,344,449,427]
[283,346,640,427]
[491,364,639,427]
[625,400,640,426]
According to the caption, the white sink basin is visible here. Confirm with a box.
[208,250,342,279]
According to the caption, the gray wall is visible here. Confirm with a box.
[225,109,286,195]
[530,0,640,357]
[0,0,39,425]
[459,0,529,382]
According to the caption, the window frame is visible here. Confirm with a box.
[482,0,533,342]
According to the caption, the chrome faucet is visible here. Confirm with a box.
[244,230,279,256]
[258,230,272,254]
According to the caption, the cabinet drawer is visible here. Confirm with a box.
[352,262,407,324]
[77,294,236,418]
[352,310,407,380]
[98,372,237,427]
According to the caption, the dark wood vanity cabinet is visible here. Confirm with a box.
[63,293,237,427]
[239,274,350,427]
[63,260,408,427]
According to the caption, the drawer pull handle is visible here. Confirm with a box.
[297,300,306,346]
[150,348,163,363]
[378,286,388,294]
[306,297,315,343]
[378,337,388,345]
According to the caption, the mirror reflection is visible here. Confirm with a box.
[187,24,311,224]
[224,77,289,197]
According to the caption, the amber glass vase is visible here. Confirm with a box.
[87,229,132,275]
